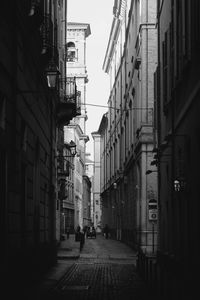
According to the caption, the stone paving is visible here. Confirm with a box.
[49,262,147,300]
[16,235,156,300]
[44,235,155,300]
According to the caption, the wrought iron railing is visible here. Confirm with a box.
[76,90,81,115]
[58,77,82,117]
[59,77,77,102]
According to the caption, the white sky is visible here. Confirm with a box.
[67,0,114,159]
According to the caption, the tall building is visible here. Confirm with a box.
[82,175,92,228]
[64,22,91,229]
[101,0,158,253]
[0,0,68,282]
[155,0,200,298]
[85,154,94,225]
[91,131,102,232]
[97,113,108,231]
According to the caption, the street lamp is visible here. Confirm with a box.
[46,61,60,89]
[18,62,60,94]
[67,140,77,157]
[113,182,117,189]
[55,140,77,160]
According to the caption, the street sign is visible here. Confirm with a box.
[148,199,158,221]
[149,210,158,220]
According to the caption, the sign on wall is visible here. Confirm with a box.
[148,199,158,221]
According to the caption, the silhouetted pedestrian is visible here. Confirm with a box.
[75,225,81,241]
[66,226,70,239]
[83,225,88,236]
[104,224,109,239]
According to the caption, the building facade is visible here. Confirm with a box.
[85,155,94,225]
[58,142,75,236]
[101,0,158,253]
[0,0,63,281]
[98,114,108,232]
[155,0,200,298]
[63,22,91,230]
[91,131,102,232]
[82,175,92,228]
[0,0,84,286]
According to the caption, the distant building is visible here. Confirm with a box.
[85,155,94,179]
[82,175,92,227]
[91,131,102,232]
[97,114,108,231]
[59,143,75,235]
[64,22,91,229]
[85,155,94,225]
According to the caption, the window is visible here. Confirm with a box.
[66,42,77,62]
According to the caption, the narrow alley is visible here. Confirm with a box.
[1,1,200,299]
[35,235,156,300]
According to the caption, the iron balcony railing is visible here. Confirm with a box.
[76,90,81,115]
[57,77,82,123]
[59,77,76,102]
[59,78,81,112]
[66,78,77,101]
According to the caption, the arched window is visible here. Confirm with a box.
[66,41,77,62]
[67,42,75,48]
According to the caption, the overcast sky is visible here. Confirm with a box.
[67,0,114,159]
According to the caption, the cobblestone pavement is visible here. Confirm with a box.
[45,236,154,300]
[49,261,148,300]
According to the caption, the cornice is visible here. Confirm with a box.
[113,0,126,19]
[102,0,126,73]
[67,22,91,38]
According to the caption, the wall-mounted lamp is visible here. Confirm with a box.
[55,140,77,159]
[174,178,186,192]
[18,62,60,94]
[46,61,60,89]
[65,140,77,157]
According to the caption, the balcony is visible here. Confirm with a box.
[57,77,81,126]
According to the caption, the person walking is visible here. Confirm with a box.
[66,226,70,239]
[104,224,109,239]
[75,225,81,241]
